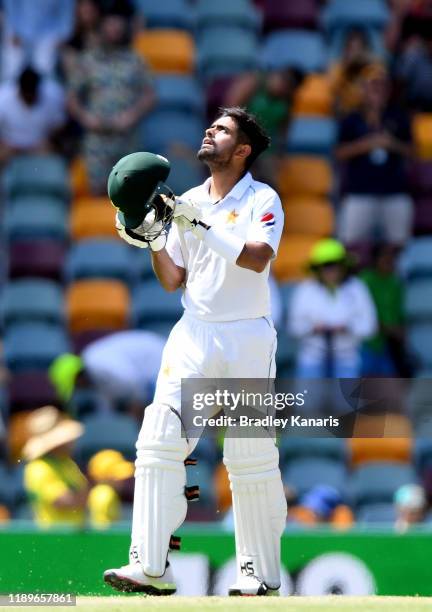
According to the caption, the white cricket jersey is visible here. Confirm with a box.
[166,172,284,322]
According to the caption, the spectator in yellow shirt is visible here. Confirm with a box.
[23,406,89,528]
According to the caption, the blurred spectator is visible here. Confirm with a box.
[396,34,432,111]
[288,485,354,530]
[361,244,411,377]
[336,65,414,247]
[49,331,166,416]
[87,449,134,529]
[225,69,303,148]
[225,68,303,184]
[394,483,426,532]
[386,0,432,53]
[2,0,75,79]
[23,406,89,528]
[62,0,102,79]
[68,7,155,194]
[328,28,378,116]
[0,66,66,164]
[289,239,377,378]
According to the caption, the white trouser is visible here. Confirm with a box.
[131,313,286,586]
[339,193,413,245]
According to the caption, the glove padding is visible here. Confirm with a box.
[115,212,166,252]
[173,199,203,234]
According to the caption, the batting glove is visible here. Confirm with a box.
[173,199,203,233]
[115,212,166,252]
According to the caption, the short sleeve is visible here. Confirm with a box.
[246,190,284,257]
[24,461,69,503]
[165,223,185,268]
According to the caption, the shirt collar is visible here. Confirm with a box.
[201,172,253,203]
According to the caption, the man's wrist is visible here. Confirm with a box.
[202,225,245,264]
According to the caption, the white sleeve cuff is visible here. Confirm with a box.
[201,225,245,264]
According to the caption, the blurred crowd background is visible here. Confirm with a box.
[1,0,432,533]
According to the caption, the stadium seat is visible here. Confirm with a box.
[405,279,432,322]
[279,437,347,464]
[412,114,432,160]
[283,457,347,498]
[398,237,432,280]
[408,377,432,434]
[72,195,112,210]
[261,0,319,33]
[154,75,205,115]
[66,280,130,334]
[347,462,417,509]
[328,28,386,61]
[131,249,154,281]
[261,30,327,73]
[70,156,90,199]
[321,0,390,35]
[64,240,135,284]
[272,235,316,282]
[407,323,432,370]
[0,462,15,508]
[133,0,195,30]
[140,110,204,154]
[277,156,332,198]
[73,413,139,464]
[132,279,183,327]
[166,153,206,196]
[414,438,432,475]
[5,199,68,242]
[4,322,70,372]
[413,197,432,236]
[8,240,66,281]
[196,0,260,32]
[70,201,118,241]
[3,154,70,201]
[356,502,396,524]
[197,27,258,81]
[286,117,337,156]
[348,436,412,469]
[133,30,195,74]
[9,371,57,411]
[292,74,333,117]
[2,279,64,325]
[282,201,334,237]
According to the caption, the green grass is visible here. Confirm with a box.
[44,596,432,612]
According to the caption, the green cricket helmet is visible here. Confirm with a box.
[107,151,175,234]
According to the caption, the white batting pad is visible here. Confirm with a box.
[131,403,188,577]
[223,433,287,590]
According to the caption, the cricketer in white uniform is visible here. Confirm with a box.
[105,107,286,596]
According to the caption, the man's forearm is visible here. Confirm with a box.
[151,249,185,292]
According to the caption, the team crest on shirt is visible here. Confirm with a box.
[260,212,275,227]
[226,209,239,224]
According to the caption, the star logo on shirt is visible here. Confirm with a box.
[226,209,239,224]
[162,364,171,377]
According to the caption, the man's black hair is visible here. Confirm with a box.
[19,66,40,94]
[217,106,271,170]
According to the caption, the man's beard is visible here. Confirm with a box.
[197,146,232,169]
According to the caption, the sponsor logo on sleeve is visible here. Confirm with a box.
[260,212,275,227]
